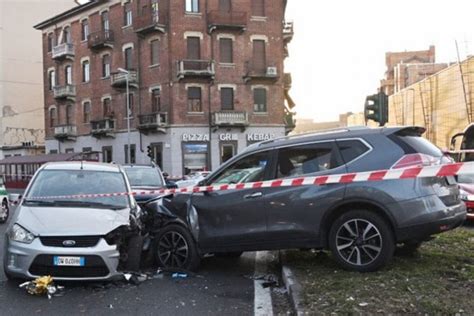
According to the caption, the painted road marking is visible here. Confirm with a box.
[254,251,274,316]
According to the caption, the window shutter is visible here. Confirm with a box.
[187,37,201,60]
[252,40,266,71]
[125,47,133,69]
[219,38,233,63]
[251,0,265,16]
[254,88,267,112]
[151,40,159,65]
[221,88,234,110]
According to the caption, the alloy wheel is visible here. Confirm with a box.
[335,218,383,266]
[0,203,8,222]
[157,231,189,268]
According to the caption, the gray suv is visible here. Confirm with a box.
[146,126,466,272]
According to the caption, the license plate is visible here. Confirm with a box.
[53,256,85,266]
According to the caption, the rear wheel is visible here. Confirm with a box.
[0,200,9,224]
[329,210,395,272]
[154,225,200,271]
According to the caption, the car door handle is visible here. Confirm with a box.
[244,192,263,199]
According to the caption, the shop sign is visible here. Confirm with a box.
[247,133,275,142]
[219,133,238,141]
[182,133,210,142]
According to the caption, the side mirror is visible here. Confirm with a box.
[197,180,206,187]
[8,193,22,206]
[166,181,178,189]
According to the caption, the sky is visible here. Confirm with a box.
[285,0,474,122]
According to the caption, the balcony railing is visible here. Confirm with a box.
[207,11,247,33]
[283,21,294,42]
[138,112,168,133]
[244,61,278,83]
[177,60,215,80]
[91,119,115,138]
[53,85,76,99]
[213,111,248,127]
[54,125,77,140]
[52,43,74,59]
[88,30,114,50]
[134,11,167,35]
[111,70,138,88]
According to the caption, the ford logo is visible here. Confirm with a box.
[62,240,76,247]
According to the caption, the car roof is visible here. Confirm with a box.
[42,161,122,172]
[122,164,158,169]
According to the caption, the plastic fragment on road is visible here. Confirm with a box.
[172,273,188,278]
[19,275,65,299]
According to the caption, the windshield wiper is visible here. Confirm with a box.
[50,200,128,210]
[23,199,60,206]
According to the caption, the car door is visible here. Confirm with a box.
[263,141,347,246]
[190,150,274,252]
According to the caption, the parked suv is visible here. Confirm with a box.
[3,162,143,281]
[145,126,466,272]
[123,164,167,207]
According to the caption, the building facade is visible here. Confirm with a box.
[388,56,474,149]
[35,0,294,176]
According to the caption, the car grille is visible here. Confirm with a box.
[29,255,109,278]
[40,236,101,248]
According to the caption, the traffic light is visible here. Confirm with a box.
[364,91,388,126]
[146,145,153,158]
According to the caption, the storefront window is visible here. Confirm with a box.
[183,143,209,175]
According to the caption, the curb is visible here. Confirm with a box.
[279,251,305,316]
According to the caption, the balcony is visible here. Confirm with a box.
[137,112,168,134]
[91,119,115,138]
[283,21,294,43]
[177,60,215,80]
[53,85,76,100]
[54,125,77,141]
[134,11,167,35]
[52,43,74,60]
[283,73,292,90]
[207,11,247,33]
[88,30,114,50]
[213,111,248,127]
[243,61,279,83]
[111,70,138,89]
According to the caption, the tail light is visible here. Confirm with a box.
[391,153,440,169]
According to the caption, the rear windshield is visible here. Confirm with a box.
[392,135,443,157]
[124,167,164,187]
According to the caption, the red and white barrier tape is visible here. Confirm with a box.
[22,162,474,201]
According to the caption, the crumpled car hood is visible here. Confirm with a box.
[16,206,130,236]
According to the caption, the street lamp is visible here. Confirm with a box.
[117,67,131,164]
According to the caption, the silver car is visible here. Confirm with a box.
[3,161,143,281]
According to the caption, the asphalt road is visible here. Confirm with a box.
[0,206,291,315]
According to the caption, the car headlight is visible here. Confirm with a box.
[9,224,35,244]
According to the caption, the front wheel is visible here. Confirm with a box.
[329,210,395,272]
[0,200,9,224]
[154,224,200,271]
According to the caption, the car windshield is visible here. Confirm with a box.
[25,170,129,209]
[124,167,164,187]
[457,174,474,184]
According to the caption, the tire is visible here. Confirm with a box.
[0,200,9,224]
[154,224,200,271]
[328,210,395,272]
[215,251,243,258]
[124,234,143,271]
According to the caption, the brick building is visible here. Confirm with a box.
[34,0,294,176]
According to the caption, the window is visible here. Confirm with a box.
[63,26,71,44]
[183,143,208,176]
[48,70,56,90]
[220,142,236,164]
[185,0,199,13]
[65,65,72,85]
[150,39,159,65]
[251,0,265,17]
[82,60,90,82]
[101,11,110,30]
[221,87,234,110]
[276,142,342,178]
[83,101,91,123]
[151,88,161,112]
[103,98,113,116]
[102,54,111,78]
[124,2,132,26]
[252,40,266,71]
[211,151,270,184]
[81,19,89,41]
[149,143,163,169]
[336,140,370,164]
[66,104,74,125]
[47,33,54,52]
[102,146,113,163]
[253,88,267,112]
[50,108,57,127]
[124,47,133,70]
[187,87,202,112]
[65,148,75,154]
[219,0,231,12]
[124,144,136,164]
[187,36,200,60]
[219,38,233,63]
[125,93,134,117]
[82,147,92,153]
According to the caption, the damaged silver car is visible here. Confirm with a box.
[3,161,143,281]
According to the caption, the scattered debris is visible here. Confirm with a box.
[346,296,355,301]
[244,273,279,288]
[172,273,188,279]
[19,275,65,299]
[359,302,369,307]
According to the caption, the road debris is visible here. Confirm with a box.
[172,273,188,279]
[19,275,65,299]
[244,273,279,288]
